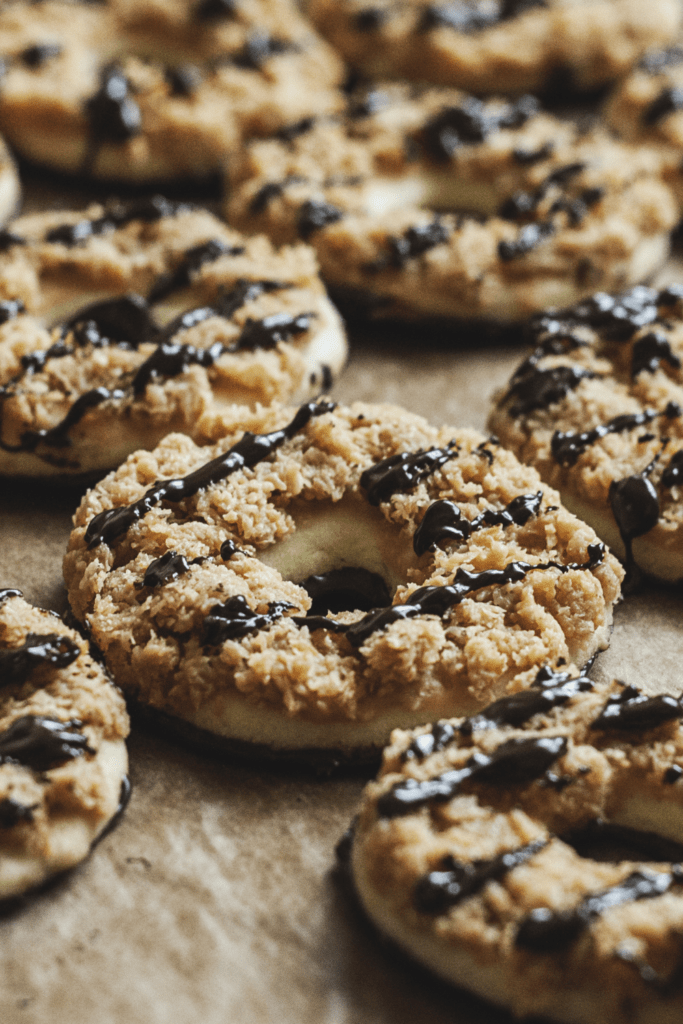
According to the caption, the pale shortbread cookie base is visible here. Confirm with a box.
[0,593,130,899]
[350,673,683,1024]
[0,203,347,477]
[0,0,344,182]
[228,85,676,324]
[306,0,681,95]
[488,285,683,583]
[64,401,622,759]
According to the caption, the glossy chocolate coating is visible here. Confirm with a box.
[0,797,35,828]
[360,441,458,506]
[298,200,344,240]
[644,85,683,125]
[232,32,296,71]
[403,722,457,761]
[663,449,683,487]
[516,870,676,951]
[421,95,538,161]
[413,490,542,556]
[531,285,671,343]
[85,64,142,145]
[45,196,188,249]
[0,588,22,606]
[250,175,307,215]
[631,332,681,378]
[0,715,91,771]
[562,818,683,864]
[0,231,26,253]
[498,220,555,261]
[551,410,658,466]
[345,544,604,648]
[66,294,158,344]
[85,400,335,548]
[591,687,682,731]
[19,386,124,452]
[378,734,567,818]
[147,239,244,303]
[301,568,390,616]
[414,838,547,914]
[505,364,596,417]
[608,473,660,562]
[21,43,62,68]
[202,595,295,645]
[165,63,203,97]
[139,551,204,589]
[0,632,80,686]
[131,308,310,394]
[461,665,593,736]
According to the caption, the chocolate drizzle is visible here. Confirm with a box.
[403,722,457,762]
[231,33,297,71]
[609,463,661,579]
[644,86,683,125]
[591,684,682,731]
[0,633,80,687]
[84,400,335,549]
[413,490,542,556]
[85,64,142,157]
[344,545,604,649]
[516,870,677,952]
[202,595,294,645]
[45,196,188,248]
[147,239,245,303]
[0,797,35,828]
[421,95,538,161]
[0,588,22,606]
[551,410,659,467]
[249,175,306,215]
[531,286,672,343]
[498,220,555,261]
[298,200,344,240]
[414,838,547,915]
[66,294,158,344]
[0,716,92,771]
[663,449,683,488]
[294,546,604,646]
[460,664,594,736]
[22,43,62,68]
[360,441,458,506]
[138,551,204,589]
[378,734,568,818]
[505,365,596,417]
[18,387,124,452]
[631,332,681,378]
[131,305,309,395]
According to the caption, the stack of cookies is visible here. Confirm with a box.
[3,3,683,1023]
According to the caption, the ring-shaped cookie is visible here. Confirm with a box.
[0,589,130,900]
[0,199,347,478]
[348,666,683,1024]
[306,0,681,96]
[0,0,344,182]
[488,283,683,584]
[63,400,623,765]
[227,84,676,326]
[605,38,683,209]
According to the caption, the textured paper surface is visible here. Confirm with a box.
[1,179,683,1024]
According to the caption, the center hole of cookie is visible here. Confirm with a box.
[258,494,419,610]
[300,567,391,616]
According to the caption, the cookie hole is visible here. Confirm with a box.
[258,494,420,611]
[300,567,391,616]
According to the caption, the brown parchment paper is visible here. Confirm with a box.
[2,174,683,1024]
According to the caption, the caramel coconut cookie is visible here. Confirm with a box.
[348,667,683,1024]
[0,0,344,182]
[306,0,681,96]
[0,198,347,478]
[0,589,130,900]
[227,85,676,326]
[604,38,683,208]
[63,400,622,766]
[488,284,683,584]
